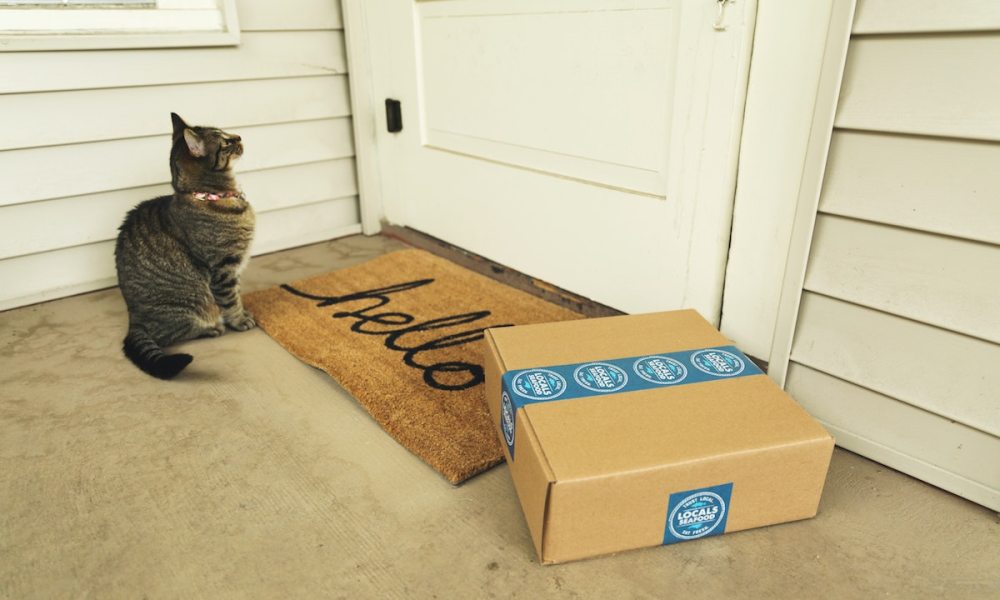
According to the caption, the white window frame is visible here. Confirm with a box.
[0,0,239,51]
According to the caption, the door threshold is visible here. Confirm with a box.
[380,225,623,319]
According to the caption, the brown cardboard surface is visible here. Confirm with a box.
[525,377,830,479]
[484,310,835,564]
[540,438,833,563]
[488,310,729,371]
[484,333,553,558]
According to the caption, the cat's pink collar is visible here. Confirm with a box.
[190,190,243,202]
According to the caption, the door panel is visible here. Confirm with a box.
[417,0,678,195]
[367,0,756,318]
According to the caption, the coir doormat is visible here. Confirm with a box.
[243,249,581,484]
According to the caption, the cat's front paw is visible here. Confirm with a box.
[202,321,226,338]
[227,310,256,331]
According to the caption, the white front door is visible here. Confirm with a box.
[364,0,755,319]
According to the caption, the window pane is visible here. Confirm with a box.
[0,1,65,6]
[0,1,156,6]
[66,0,156,5]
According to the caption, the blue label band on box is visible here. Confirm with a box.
[499,345,761,460]
[663,482,733,545]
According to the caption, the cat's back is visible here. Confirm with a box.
[115,194,176,262]
[118,193,171,231]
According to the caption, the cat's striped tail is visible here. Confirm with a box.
[122,325,192,380]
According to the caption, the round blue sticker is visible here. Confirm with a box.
[667,491,727,540]
[633,356,688,385]
[511,369,567,401]
[500,391,515,447]
[690,349,746,377]
[572,362,628,393]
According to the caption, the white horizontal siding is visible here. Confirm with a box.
[1,159,358,259]
[0,75,351,151]
[821,131,1000,245]
[835,33,1000,140]
[783,0,1000,510]
[0,31,346,94]
[804,215,999,344]
[250,197,361,255]
[786,364,1000,511]
[792,292,1000,437]
[2,118,355,206]
[853,0,1000,34]
[0,242,119,313]
[0,197,362,312]
[238,0,343,31]
[0,0,360,311]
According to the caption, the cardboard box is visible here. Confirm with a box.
[483,310,834,564]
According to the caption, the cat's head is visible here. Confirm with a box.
[169,113,244,188]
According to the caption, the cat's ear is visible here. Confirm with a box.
[170,112,188,136]
[182,128,207,157]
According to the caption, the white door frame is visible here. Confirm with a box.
[341,0,386,236]
[719,0,857,376]
[342,0,858,375]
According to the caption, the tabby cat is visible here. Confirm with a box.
[115,113,256,379]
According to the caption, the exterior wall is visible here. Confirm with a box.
[0,0,359,310]
[783,0,1000,510]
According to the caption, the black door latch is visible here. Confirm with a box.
[385,99,403,133]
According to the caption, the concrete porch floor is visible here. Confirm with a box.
[1,235,997,599]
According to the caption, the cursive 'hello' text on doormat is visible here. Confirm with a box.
[243,249,581,484]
